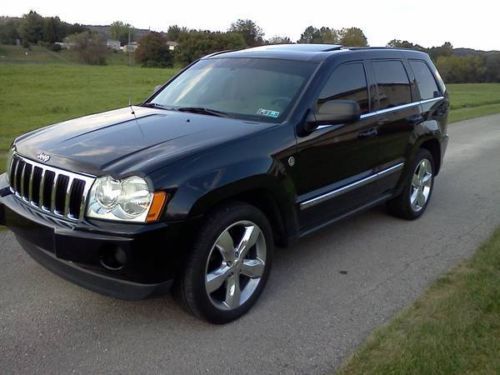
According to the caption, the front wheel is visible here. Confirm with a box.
[387,149,435,220]
[175,202,273,324]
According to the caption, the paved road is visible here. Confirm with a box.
[1,115,499,374]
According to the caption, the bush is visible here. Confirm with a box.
[175,31,246,65]
[135,32,173,68]
[49,43,62,52]
[66,31,107,65]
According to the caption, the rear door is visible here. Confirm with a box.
[369,59,421,193]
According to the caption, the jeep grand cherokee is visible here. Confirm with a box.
[0,44,449,323]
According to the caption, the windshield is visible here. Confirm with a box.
[149,58,318,122]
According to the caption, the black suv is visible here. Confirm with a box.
[0,44,448,323]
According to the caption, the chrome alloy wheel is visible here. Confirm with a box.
[204,220,267,311]
[410,158,433,212]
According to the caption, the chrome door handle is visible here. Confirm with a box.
[358,128,378,139]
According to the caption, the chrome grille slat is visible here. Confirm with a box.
[12,159,20,192]
[79,182,92,220]
[50,172,59,213]
[39,169,46,208]
[64,176,74,217]
[19,161,27,198]
[7,154,95,222]
[28,164,35,201]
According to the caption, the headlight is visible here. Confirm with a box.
[87,176,166,223]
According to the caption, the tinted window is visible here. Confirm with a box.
[318,63,369,114]
[373,60,411,109]
[410,60,440,100]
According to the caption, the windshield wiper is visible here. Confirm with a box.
[141,102,170,110]
[176,107,230,118]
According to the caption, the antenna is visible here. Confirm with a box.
[127,27,136,117]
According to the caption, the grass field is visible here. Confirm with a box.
[1,58,500,172]
[447,83,500,123]
[339,228,500,374]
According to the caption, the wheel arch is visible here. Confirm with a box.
[418,138,442,175]
[187,179,299,248]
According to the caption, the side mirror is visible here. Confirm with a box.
[303,99,361,133]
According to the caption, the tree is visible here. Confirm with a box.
[338,27,368,47]
[19,10,44,44]
[66,31,107,65]
[175,30,246,65]
[110,21,134,46]
[167,25,189,41]
[484,53,500,82]
[387,39,425,51]
[229,19,264,47]
[318,27,339,44]
[298,26,339,44]
[298,26,321,43]
[436,55,486,83]
[0,18,20,45]
[267,36,292,45]
[43,16,64,44]
[135,32,173,67]
[428,42,453,61]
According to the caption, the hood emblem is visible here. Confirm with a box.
[36,152,51,163]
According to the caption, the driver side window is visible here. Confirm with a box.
[318,63,369,114]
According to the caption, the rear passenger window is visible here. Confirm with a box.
[318,63,369,114]
[410,60,440,100]
[373,60,411,109]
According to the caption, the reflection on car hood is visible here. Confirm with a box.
[14,106,267,176]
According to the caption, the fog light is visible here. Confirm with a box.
[100,246,127,271]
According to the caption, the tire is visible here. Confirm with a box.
[387,149,435,220]
[174,202,273,324]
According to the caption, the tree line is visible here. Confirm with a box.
[388,39,500,83]
[136,22,370,67]
[1,11,499,83]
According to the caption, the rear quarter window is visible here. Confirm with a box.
[409,60,441,100]
[372,60,412,109]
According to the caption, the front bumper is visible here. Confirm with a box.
[0,174,187,300]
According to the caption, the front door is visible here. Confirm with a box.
[294,62,384,231]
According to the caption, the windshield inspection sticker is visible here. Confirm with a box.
[257,108,280,118]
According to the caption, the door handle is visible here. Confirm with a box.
[358,128,378,139]
[377,117,390,126]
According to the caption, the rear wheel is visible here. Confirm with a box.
[387,149,435,220]
[175,202,273,324]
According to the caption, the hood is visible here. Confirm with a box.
[14,106,268,177]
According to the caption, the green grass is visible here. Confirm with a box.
[338,228,500,375]
[447,83,500,123]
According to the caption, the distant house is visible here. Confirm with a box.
[106,39,121,50]
[55,41,74,49]
[167,41,178,51]
[122,42,138,53]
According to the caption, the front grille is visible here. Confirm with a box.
[8,154,95,221]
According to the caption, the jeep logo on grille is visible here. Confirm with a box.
[36,153,50,163]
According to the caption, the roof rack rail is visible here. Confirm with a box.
[343,46,393,50]
[203,50,234,58]
[323,45,343,51]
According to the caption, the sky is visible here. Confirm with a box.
[2,0,499,50]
